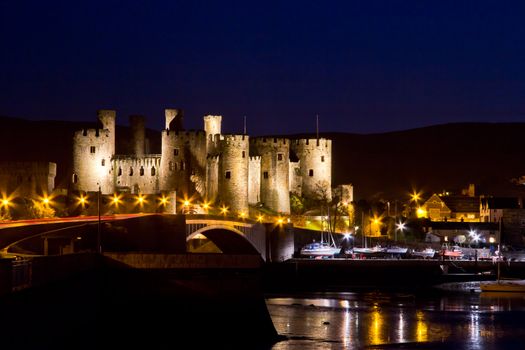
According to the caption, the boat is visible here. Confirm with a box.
[353,245,385,255]
[440,244,463,259]
[385,246,408,255]
[300,225,340,257]
[411,247,436,259]
[300,242,340,257]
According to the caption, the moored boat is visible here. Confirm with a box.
[412,247,436,259]
[300,242,340,257]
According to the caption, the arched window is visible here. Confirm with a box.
[151,167,156,176]
[140,166,144,176]
[129,167,134,176]
[101,159,105,166]
[118,167,122,176]
[72,174,78,184]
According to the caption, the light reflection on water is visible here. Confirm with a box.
[266,291,525,349]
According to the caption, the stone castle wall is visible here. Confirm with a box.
[250,137,290,214]
[113,155,161,194]
[159,129,207,197]
[248,156,261,204]
[72,109,332,213]
[291,138,332,201]
[217,134,249,214]
[0,161,56,198]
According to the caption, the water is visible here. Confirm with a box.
[266,286,525,349]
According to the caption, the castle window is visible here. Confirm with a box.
[321,156,325,162]
[151,167,156,176]
[101,159,105,166]
[309,169,314,177]
[169,161,174,171]
[242,151,245,158]
[174,148,179,156]
[263,171,269,179]
[90,146,96,154]
[118,167,122,176]
[72,174,78,184]
[277,153,283,161]
[225,171,231,179]
[140,166,144,176]
[180,161,185,170]
[129,167,134,176]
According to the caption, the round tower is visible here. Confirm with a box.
[217,135,249,215]
[250,137,290,214]
[129,115,145,157]
[203,115,222,153]
[97,110,116,156]
[165,109,184,131]
[72,127,114,194]
[291,138,332,201]
[159,130,207,198]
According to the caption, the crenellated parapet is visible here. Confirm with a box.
[113,155,161,194]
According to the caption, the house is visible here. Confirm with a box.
[424,221,500,245]
[421,194,479,222]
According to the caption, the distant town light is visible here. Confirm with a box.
[1,199,9,206]
[184,200,190,207]
[257,215,264,222]
[489,237,495,243]
[416,207,427,218]
[112,194,121,206]
[277,217,284,225]
[396,222,406,231]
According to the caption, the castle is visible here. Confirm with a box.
[71,109,332,215]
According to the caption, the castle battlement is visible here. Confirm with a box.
[162,129,206,139]
[220,134,248,142]
[292,138,331,148]
[74,128,111,138]
[249,156,261,162]
[250,137,288,147]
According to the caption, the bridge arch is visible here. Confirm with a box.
[186,224,260,255]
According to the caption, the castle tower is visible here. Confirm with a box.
[217,134,249,215]
[72,110,116,194]
[159,128,207,197]
[165,109,184,131]
[97,109,116,156]
[203,115,222,153]
[129,115,145,157]
[291,138,332,201]
[250,137,290,214]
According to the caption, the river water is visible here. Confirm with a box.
[265,284,525,349]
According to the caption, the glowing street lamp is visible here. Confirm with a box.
[257,215,264,223]
[395,221,406,242]
[159,196,169,206]
[220,205,228,217]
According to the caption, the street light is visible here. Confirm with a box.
[396,221,406,242]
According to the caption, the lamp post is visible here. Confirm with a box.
[97,184,101,254]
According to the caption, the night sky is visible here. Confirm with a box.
[1,0,524,135]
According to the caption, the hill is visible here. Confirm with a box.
[2,116,525,201]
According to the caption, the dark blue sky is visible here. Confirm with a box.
[1,0,524,135]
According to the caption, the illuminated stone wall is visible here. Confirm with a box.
[248,156,261,204]
[216,134,249,214]
[113,155,161,194]
[72,110,116,194]
[0,161,56,197]
[250,137,290,214]
[290,138,332,201]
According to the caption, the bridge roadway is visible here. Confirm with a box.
[0,214,269,259]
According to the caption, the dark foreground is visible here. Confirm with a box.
[0,266,279,350]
